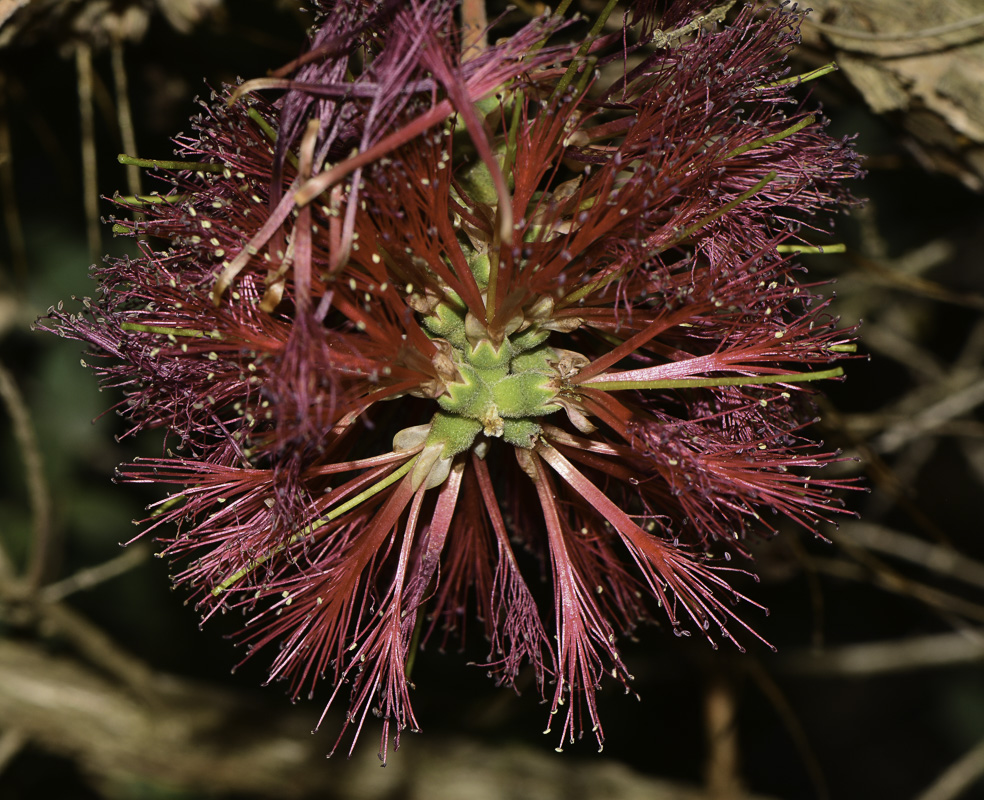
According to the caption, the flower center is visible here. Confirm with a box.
[395,295,574,489]
[425,298,562,443]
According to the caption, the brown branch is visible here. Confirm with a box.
[0,727,27,778]
[873,375,984,454]
[75,41,100,263]
[461,0,488,62]
[651,2,737,49]
[0,360,52,592]
[704,672,743,800]
[780,629,984,677]
[742,658,829,800]
[915,735,984,800]
[110,40,143,219]
[807,556,984,624]
[836,523,984,591]
[0,637,784,799]
[805,12,984,43]
[0,637,333,798]
[39,543,151,604]
[0,73,28,287]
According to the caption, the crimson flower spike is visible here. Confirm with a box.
[39,0,863,760]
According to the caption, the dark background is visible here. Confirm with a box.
[2,2,984,798]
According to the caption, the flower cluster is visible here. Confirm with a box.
[42,0,860,760]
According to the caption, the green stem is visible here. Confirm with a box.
[551,0,576,17]
[525,0,577,56]
[211,456,418,596]
[676,171,778,241]
[404,606,426,680]
[121,323,221,339]
[500,93,524,187]
[776,243,846,255]
[560,171,777,307]
[118,194,189,206]
[726,115,814,161]
[571,55,599,99]
[150,494,186,518]
[247,106,278,144]
[317,456,417,522]
[583,366,844,392]
[549,0,619,103]
[248,107,299,168]
[118,154,224,173]
[760,62,838,89]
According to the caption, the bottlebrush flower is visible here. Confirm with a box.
[40,0,861,761]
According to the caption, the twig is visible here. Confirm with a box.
[847,252,984,312]
[816,399,948,543]
[860,323,946,383]
[743,658,829,800]
[914,735,984,800]
[805,12,984,43]
[0,0,30,30]
[0,635,784,800]
[836,523,984,591]
[0,727,27,777]
[954,317,984,373]
[0,73,28,287]
[704,672,743,800]
[0,637,329,798]
[0,360,52,592]
[841,415,984,441]
[817,554,984,623]
[781,629,984,677]
[39,602,161,703]
[0,540,14,582]
[874,376,984,454]
[782,536,828,649]
[110,40,143,223]
[861,436,937,524]
[39,544,151,604]
[651,2,737,49]
[76,41,100,263]
[461,0,488,62]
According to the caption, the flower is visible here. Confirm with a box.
[40,0,861,761]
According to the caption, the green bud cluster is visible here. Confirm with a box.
[421,301,562,457]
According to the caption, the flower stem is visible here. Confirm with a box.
[120,323,220,339]
[583,366,844,392]
[776,243,846,254]
[248,107,299,168]
[726,115,815,160]
[549,0,619,102]
[118,154,225,173]
[211,456,418,596]
[560,171,778,308]
[118,194,189,206]
[760,62,839,89]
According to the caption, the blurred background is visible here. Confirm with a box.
[2,1,984,798]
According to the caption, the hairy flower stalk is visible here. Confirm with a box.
[41,0,861,760]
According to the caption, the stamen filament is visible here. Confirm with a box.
[211,455,418,596]
[559,171,778,307]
